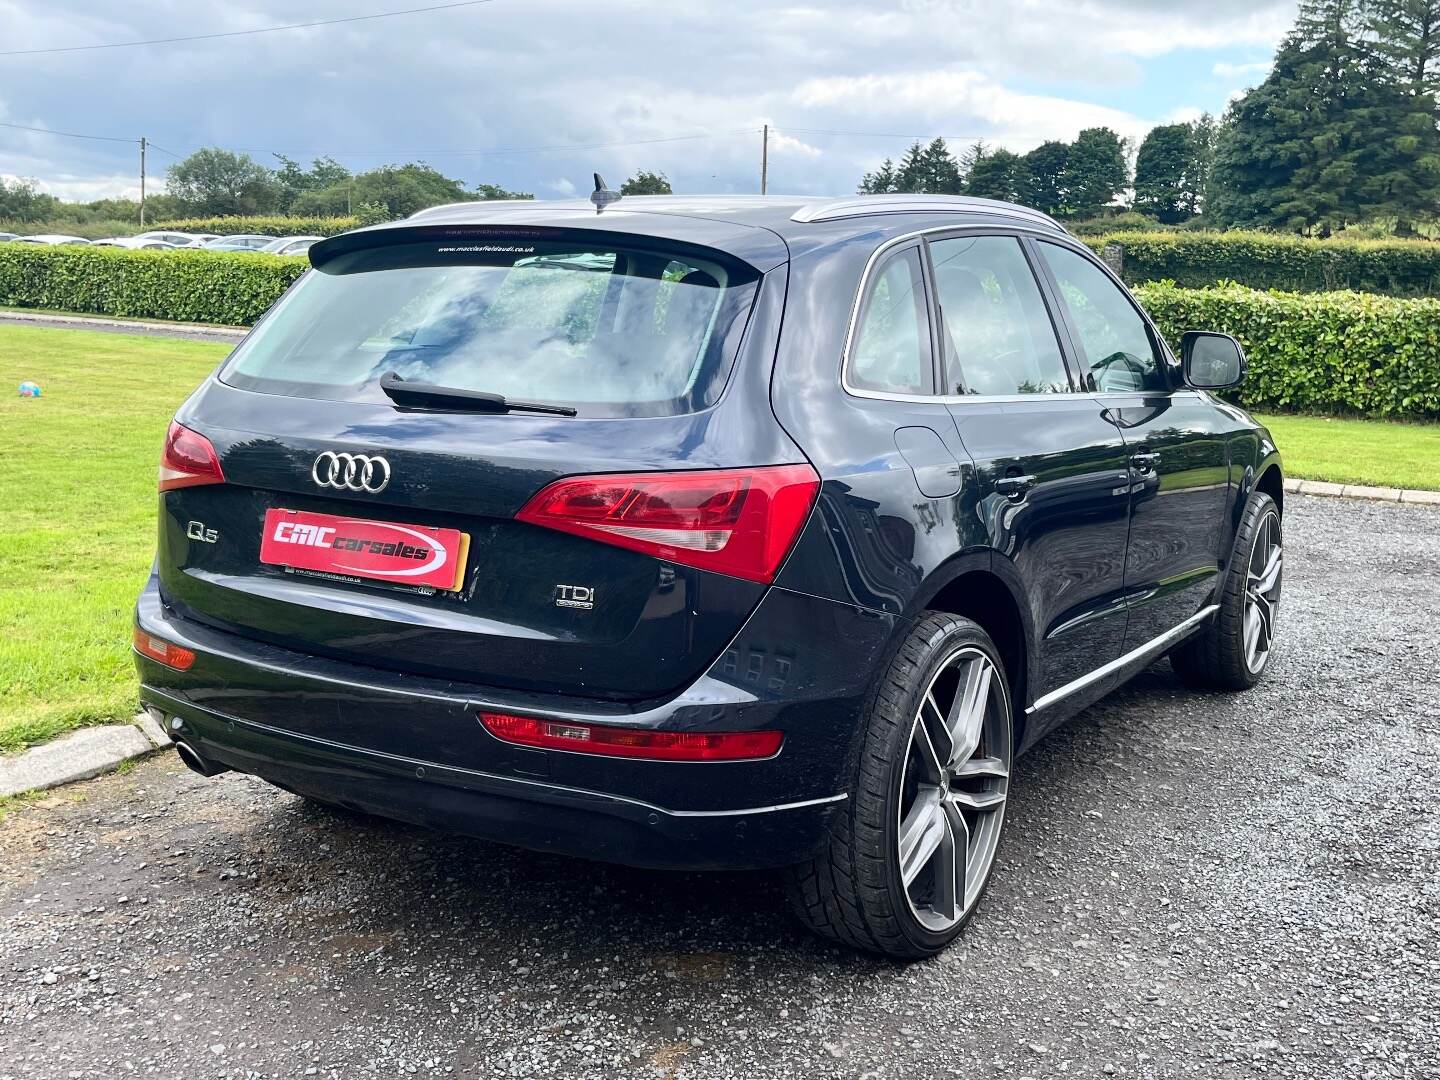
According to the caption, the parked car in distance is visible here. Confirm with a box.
[136,230,203,247]
[135,194,1284,960]
[200,234,273,252]
[0,232,18,242]
[13,234,89,245]
[176,234,221,248]
[259,235,323,257]
[93,237,179,250]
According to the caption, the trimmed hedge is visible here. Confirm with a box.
[2,245,1438,418]
[1088,230,1440,296]
[1138,281,1440,419]
[0,243,306,325]
[149,215,359,237]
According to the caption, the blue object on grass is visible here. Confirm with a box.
[18,380,41,398]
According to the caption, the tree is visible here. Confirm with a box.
[1367,0,1440,94]
[619,170,672,195]
[957,140,989,179]
[1132,123,1198,223]
[1209,0,1440,231]
[294,162,469,217]
[894,141,929,193]
[1022,140,1069,215]
[0,177,60,222]
[858,158,899,194]
[473,182,534,200]
[916,138,960,193]
[1062,127,1128,217]
[166,148,280,216]
[964,149,1031,202]
[273,155,351,213]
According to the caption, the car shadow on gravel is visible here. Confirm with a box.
[201,660,1203,974]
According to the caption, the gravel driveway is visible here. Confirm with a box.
[2,494,1437,1080]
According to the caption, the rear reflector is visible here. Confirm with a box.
[480,712,783,761]
[515,465,819,584]
[132,627,196,671]
[159,420,225,492]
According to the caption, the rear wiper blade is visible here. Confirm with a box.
[379,372,578,416]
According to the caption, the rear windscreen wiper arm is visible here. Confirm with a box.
[379,372,578,416]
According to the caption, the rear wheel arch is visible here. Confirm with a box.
[1255,462,1284,518]
[915,565,1031,746]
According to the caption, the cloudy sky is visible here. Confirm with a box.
[1,0,1296,203]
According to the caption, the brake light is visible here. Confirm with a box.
[132,627,195,671]
[516,465,819,583]
[159,421,225,492]
[480,712,782,761]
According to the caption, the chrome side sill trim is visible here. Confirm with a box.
[1025,605,1219,715]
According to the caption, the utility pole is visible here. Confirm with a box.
[139,137,147,227]
[760,125,769,195]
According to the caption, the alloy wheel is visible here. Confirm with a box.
[896,646,1011,933]
[1244,510,1283,674]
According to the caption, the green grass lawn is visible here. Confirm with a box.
[0,325,227,753]
[1256,413,1440,492]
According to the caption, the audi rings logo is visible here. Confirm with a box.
[312,451,391,494]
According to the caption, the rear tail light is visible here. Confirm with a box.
[159,421,225,492]
[480,712,782,761]
[516,465,819,584]
[132,627,195,671]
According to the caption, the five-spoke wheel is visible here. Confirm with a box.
[897,646,1011,932]
[1244,508,1282,674]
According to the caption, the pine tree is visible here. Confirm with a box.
[918,138,963,193]
[1209,0,1440,231]
[858,158,899,194]
[964,149,1031,202]
[1022,141,1069,215]
[957,140,989,180]
[1366,0,1440,94]
[894,142,929,193]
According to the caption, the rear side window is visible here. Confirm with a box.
[847,246,935,396]
[221,235,761,417]
[1037,242,1168,393]
[929,235,1070,396]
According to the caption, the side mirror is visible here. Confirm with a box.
[1181,331,1246,390]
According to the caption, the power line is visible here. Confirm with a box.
[0,118,138,144]
[777,125,991,142]
[0,0,502,57]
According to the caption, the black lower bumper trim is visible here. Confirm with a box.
[141,685,844,871]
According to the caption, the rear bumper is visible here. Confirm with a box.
[135,574,895,870]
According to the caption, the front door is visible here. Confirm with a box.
[1033,241,1230,648]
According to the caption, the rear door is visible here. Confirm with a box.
[1033,240,1230,648]
[160,226,806,701]
[931,232,1133,704]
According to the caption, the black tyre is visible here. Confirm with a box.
[1171,490,1282,691]
[786,612,1013,960]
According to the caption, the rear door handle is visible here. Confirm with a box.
[1130,451,1161,473]
[994,474,1037,499]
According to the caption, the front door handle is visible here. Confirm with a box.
[994,473,1037,499]
[1130,451,1162,474]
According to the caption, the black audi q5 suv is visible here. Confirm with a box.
[135,193,1283,958]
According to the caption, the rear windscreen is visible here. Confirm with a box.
[220,234,763,417]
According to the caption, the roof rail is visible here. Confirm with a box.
[790,194,1067,232]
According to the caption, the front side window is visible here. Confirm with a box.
[847,246,934,396]
[221,234,760,417]
[1038,242,1168,393]
[929,235,1070,395]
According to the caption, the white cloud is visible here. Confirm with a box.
[0,0,1300,200]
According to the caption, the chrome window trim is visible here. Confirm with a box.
[1025,604,1219,715]
[841,224,1104,405]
